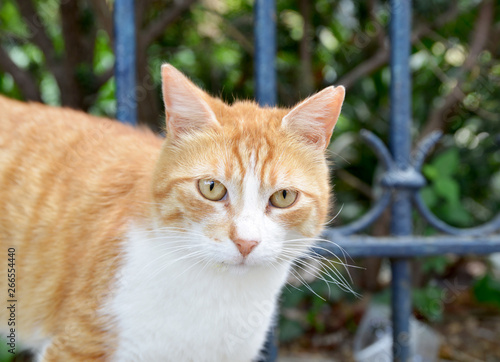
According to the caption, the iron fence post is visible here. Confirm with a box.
[114,0,137,125]
[255,0,278,361]
[255,0,277,107]
[389,0,412,361]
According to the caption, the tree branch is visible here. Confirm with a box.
[94,67,115,91]
[420,0,494,138]
[298,0,314,95]
[201,8,254,55]
[337,3,461,89]
[58,1,87,108]
[89,0,113,44]
[142,0,197,46]
[412,2,459,41]
[15,0,57,70]
[336,169,373,199]
[337,48,389,89]
[0,46,42,101]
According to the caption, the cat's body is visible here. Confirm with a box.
[0,65,344,361]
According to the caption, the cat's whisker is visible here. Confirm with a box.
[305,245,362,283]
[137,244,199,276]
[322,204,344,226]
[326,149,351,165]
[293,250,355,292]
[268,259,302,293]
[286,267,326,301]
[280,242,359,272]
[290,255,353,293]
[144,250,209,283]
[134,236,197,246]
[279,244,358,295]
[285,236,354,268]
[193,258,214,281]
[165,253,214,282]
[305,258,355,295]
[308,249,358,286]
[309,237,355,264]
[137,226,208,239]
[289,258,333,296]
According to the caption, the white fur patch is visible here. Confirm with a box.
[107,224,290,362]
[234,156,264,243]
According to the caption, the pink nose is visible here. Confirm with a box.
[233,239,259,257]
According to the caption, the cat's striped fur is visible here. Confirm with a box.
[0,64,344,361]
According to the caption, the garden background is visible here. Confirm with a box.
[1,0,500,360]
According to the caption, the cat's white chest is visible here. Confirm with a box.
[107,225,289,362]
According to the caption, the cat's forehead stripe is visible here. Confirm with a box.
[259,136,276,187]
[225,130,278,190]
[231,138,245,178]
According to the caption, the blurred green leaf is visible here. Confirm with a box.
[432,149,460,177]
[413,285,444,321]
[421,256,451,275]
[420,186,437,208]
[279,319,304,343]
[434,177,460,205]
[422,164,438,181]
[474,274,500,308]
[281,287,307,309]
[437,202,472,226]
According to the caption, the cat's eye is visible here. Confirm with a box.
[198,179,227,201]
[269,189,298,208]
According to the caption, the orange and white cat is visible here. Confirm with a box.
[0,64,344,361]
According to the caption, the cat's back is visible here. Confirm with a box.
[0,95,161,213]
[0,96,163,352]
[0,95,163,239]
[0,95,162,163]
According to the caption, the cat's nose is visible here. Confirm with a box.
[233,239,259,257]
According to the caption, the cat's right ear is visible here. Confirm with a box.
[161,64,220,138]
[282,86,345,150]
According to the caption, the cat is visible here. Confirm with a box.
[0,64,345,361]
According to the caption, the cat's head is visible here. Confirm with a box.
[151,64,344,271]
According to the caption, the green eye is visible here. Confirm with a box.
[270,189,298,208]
[198,180,227,201]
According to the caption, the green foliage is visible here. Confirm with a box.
[279,278,347,343]
[0,336,20,362]
[1,0,499,349]
[372,277,453,323]
[279,319,304,343]
[422,148,473,227]
[413,285,446,322]
[421,255,452,275]
[473,274,500,309]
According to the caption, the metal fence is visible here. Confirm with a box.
[113,0,500,361]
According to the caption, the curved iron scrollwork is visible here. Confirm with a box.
[322,129,500,240]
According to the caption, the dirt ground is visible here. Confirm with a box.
[279,289,500,362]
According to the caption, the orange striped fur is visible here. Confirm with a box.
[0,64,344,361]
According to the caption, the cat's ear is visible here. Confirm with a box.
[282,86,345,149]
[161,64,220,137]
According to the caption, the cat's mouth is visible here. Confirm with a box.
[211,259,255,274]
[227,262,253,275]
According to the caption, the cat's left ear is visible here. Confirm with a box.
[282,86,345,149]
[161,64,220,138]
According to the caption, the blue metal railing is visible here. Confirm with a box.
[254,0,277,107]
[114,1,500,361]
[114,0,137,125]
[388,1,413,358]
